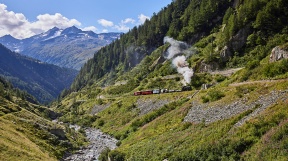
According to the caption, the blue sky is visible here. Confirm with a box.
[0,0,172,39]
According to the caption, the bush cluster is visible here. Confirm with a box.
[201,89,225,103]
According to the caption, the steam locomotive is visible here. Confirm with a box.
[134,86,192,96]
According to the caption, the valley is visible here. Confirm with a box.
[1,0,288,160]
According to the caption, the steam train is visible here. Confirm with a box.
[134,86,192,96]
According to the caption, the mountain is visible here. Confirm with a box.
[2,0,287,160]
[54,0,288,160]
[0,26,121,70]
[0,43,78,103]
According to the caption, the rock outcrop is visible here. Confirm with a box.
[270,46,288,62]
[220,46,232,62]
[220,24,251,62]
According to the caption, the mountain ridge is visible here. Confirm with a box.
[0,26,122,70]
[0,43,78,103]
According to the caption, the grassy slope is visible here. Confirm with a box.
[119,81,288,160]
[0,114,57,161]
[0,91,86,161]
[0,99,56,161]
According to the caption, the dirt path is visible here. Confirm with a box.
[210,67,243,76]
[229,78,288,87]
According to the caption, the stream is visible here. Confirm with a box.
[64,126,118,161]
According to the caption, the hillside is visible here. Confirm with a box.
[0,26,121,70]
[68,0,288,92]
[0,44,78,103]
[52,0,288,160]
[0,77,86,161]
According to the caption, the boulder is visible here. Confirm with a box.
[270,46,288,62]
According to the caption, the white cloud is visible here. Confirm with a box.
[113,18,136,32]
[114,24,130,32]
[0,3,81,39]
[29,13,81,35]
[107,17,136,32]
[97,19,114,27]
[138,14,150,24]
[82,26,98,32]
[122,18,135,24]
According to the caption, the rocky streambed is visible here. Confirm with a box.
[64,127,118,161]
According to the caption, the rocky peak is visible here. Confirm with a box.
[61,26,82,35]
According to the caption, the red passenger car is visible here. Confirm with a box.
[134,90,153,96]
[141,90,153,95]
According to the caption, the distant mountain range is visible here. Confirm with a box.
[0,26,122,70]
[0,43,78,103]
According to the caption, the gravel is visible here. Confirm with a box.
[90,103,111,115]
[136,98,171,115]
[184,90,288,126]
[233,90,288,128]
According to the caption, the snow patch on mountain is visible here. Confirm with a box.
[43,30,62,41]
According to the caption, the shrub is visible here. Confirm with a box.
[108,150,126,161]
[98,147,111,161]
[98,119,105,126]
[235,86,256,98]
[180,122,192,130]
[240,70,252,82]
[190,73,211,89]
[215,74,227,82]
[207,89,225,102]
[246,60,260,70]
[201,96,210,103]
[78,115,99,127]
[202,89,225,102]
[263,59,288,78]
[116,141,122,146]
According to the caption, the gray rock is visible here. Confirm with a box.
[220,46,232,62]
[270,46,288,62]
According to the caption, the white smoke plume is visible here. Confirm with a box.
[164,36,195,85]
